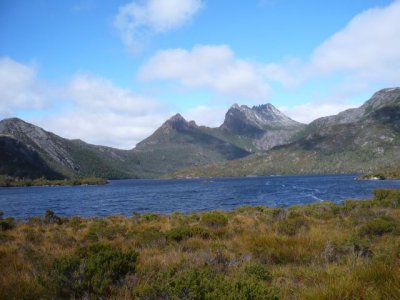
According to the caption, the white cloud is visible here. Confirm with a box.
[280,102,357,124]
[66,74,161,116]
[138,45,269,100]
[0,57,47,116]
[0,57,170,149]
[184,105,227,127]
[264,59,304,88]
[38,74,169,149]
[310,0,400,80]
[265,1,400,88]
[114,0,203,52]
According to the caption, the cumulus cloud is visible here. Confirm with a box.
[310,1,400,78]
[280,102,357,124]
[0,57,170,149]
[265,1,400,87]
[0,57,48,117]
[138,45,269,100]
[38,74,169,149]
[184,105,227,127]
[114,0,203,52]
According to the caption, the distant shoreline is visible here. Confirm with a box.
[0,177,107,188]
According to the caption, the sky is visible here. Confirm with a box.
[0,0,399,149]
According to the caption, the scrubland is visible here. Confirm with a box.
[1,189,400,299]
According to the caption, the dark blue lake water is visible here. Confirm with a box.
[1,174,400,219]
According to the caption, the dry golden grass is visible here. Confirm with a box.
[0,189,400,299]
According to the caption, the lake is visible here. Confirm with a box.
[1,174,400,219]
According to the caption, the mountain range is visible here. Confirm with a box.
[1,87,399,179]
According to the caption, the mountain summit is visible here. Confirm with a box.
[217,103,305,150]
[221,103,302,136]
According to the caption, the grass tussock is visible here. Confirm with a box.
[1,189,400,299]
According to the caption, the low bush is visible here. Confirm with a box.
[201,212,228,228]
[141,212,159,221]
[44,209,62,225]
[303,201,340,219]
[130,227,166,248]
[50,243,138,298]
[373,189,400,207]
[87,219,126,241]
[135,267,278,300]
[0,211,15,231]
[244,263,272,281]
[276,215,309,236]
[166,226,211,242]
[359,216,399,236]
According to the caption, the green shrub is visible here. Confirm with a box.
[135,267,278,300]
[142,212,159,221]
[87,219,126,241]
[166,226,211,242]
[0,211,15,231]
[201,212,228,228]
[304,201,340,219]
[276,216,309,236]
[359,216,398,236]
[44,209,62,225]
[373,189,400,207]
[129,227,166,248]
[244,263,272,281]
[50,243,138,298]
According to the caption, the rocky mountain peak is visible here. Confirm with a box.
[0,117,49,141]
[221,102,302,136]
[311,87,400,128]
[361,87,400,111]
[159,113,198,132]
[0,117,79,171]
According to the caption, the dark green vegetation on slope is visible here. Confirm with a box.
[1,189,400,299]
[171,88,400,178]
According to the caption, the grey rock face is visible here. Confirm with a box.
[0,118,79,170]
[311,87,400,128]
[220,103,305,150]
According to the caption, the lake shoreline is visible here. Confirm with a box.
[0,176,108,188]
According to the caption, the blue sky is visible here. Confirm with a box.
[0,0,399,148]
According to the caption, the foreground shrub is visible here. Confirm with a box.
[141,212,159,221]
[44,209,62,225]
[201,212,228,228]
[50,243,138,298]
[166,226,211,242]
[359,216,399,236]
[136,267,278,300]
[374,189,400,207]
[276,215,309,236]
[0,210,15,231]
[244,263,272,281]
[87,219,126,241]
